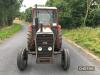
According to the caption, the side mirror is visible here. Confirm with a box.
[52,23,57,26]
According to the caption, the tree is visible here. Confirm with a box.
[0,0,23,26]
[46,0,100,28]
[25,7,33,22]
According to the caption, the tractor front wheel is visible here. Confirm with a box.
[61,49,70,70]
[17,48,28,71]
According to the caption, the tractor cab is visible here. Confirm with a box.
[32,7,57,26]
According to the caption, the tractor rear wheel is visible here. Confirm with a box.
[27,35,35,51]
[61,49,70,70]
[17,48,28,71]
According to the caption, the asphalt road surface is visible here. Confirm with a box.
[0,22,100,75]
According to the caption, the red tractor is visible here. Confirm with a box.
[17,5,70,71]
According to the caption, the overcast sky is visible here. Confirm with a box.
[20,0,47,12]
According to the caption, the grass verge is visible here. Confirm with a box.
[63,27,100,58]
[0,23,22,41]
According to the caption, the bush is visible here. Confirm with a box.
[63,27,100,57]
[86,8,100,27]
[0,24,22,40]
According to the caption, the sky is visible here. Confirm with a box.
[20,0,47,12]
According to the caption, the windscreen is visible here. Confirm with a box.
[33,9,57,25]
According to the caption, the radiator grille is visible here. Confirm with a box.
[36,34,54,57]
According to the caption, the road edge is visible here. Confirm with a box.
[0,23,23,44]
[63,37,100,62]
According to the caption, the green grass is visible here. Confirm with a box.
[63,27,100,57]
[0,23,22,40]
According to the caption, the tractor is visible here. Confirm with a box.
[17,5,70,71]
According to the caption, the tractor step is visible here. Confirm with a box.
[36,57,53,64]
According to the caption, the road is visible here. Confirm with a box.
[0,22,100,75]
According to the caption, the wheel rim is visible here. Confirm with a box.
[61,51,65,67]
[21,49,27,68]
[61,49,69,70]
[17,48,28,71]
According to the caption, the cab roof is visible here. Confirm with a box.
[33,7,57,10]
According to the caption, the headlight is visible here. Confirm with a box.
[38,47,42,51]
[48,47,52,51]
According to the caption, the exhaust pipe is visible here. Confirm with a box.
[40,24,43,32]
[35,4,43,32]
[35,4,38,31]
